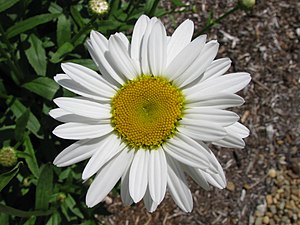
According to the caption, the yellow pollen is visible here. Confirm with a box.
[111,76,184,149]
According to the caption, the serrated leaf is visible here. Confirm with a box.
[50,42,74,63]
[0,0,20,13]
[23,77,59,100]
[15,109,30,141]
[57,14,71,47]
[7,97,42,138]
[0,162,21,192]
[35,164,53,210]
[23,135,40,178]
[25,34,47,76]
[6,13,60,39]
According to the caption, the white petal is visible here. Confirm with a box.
[53,97,111,120]
[143,188,158,213]
[212,122,249,148]
[82,134,124,180]
[140,17,159,75]
[185,93,245,109]
[49,108,100,123]
[167,19,194,66]
[166,154,193,212]
[53,138,105,167]
[130,15,150,63]
[164,134,211,170]
[115,32,130,52]
[89,30,125,85]
[175,40,219,87]
[148,148,167,204]
[181,164,210,190]
[201,57,232,81]
[121,154,134,206]
[165,35,206,81]
[185,72,251,96]
[184,108,239,126]
[53,122,112,140]
[108,35,139,80]
[129,150,149,202]
[54,74,110,101]
[148,21,167,76]
[86,149,134,207]
[61,63,116,97]
[179,119,226,142]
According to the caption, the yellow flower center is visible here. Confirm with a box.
[111,76,184,149]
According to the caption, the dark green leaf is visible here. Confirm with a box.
[67,59,97,71]
[23,135,40,178]
[57,14,71,47]
[50,42,74,63]
[70,5,84,28]
[170,0,187,7]
[46,212,61,225]
[25,34,47,76]
[23,77,59,100]
[0,213,9,225]
[0,0,19,13]
[15,109,30,141]
[48,2,63,14]
[35,164,53,210]
[6,13,60,39]
[7,97,42,138]
[144,0,160,16]
[0,162,21,192]
[0,203,53,217]
[24,216,36,225]
[65,194,83,219]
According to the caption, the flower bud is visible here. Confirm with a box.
[0,146,18,167]
[239,0,255,9]
[88,0,109,16]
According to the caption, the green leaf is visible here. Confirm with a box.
[170,0,187,7]
[0,213,9,225]
[24,216,36,225]
[15,109,30,141]
[25,34,47,76]
[0,204,53,217]
[23,135,40,178]
[46,212,61,225]
[23,77,59,100]
[0,0,20,13]
[0,162,21,192]
[50,42,74,63]
[57,14,71,47]
[70,5,84,28]
[67,59,97,71]
[7,97,42,138]
[35,164,53,210]
[144,0,160,16]
[6,13,60,39]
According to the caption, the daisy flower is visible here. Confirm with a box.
[50,15,250,212]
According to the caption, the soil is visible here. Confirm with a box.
[96,0,300,224]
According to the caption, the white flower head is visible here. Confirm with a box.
[50,15,251,212]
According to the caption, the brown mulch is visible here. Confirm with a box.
[96,1,300,224]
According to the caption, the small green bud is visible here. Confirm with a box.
[88,0,109,16]
[56,193,66,203]
[0,147,18,167]
[239,0,255,9]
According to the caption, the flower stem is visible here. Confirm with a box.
[70,15,98,46]
[198,5,240,35]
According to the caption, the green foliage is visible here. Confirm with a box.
[0,0,241,224]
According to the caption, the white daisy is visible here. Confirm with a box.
[50,15,251,212]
